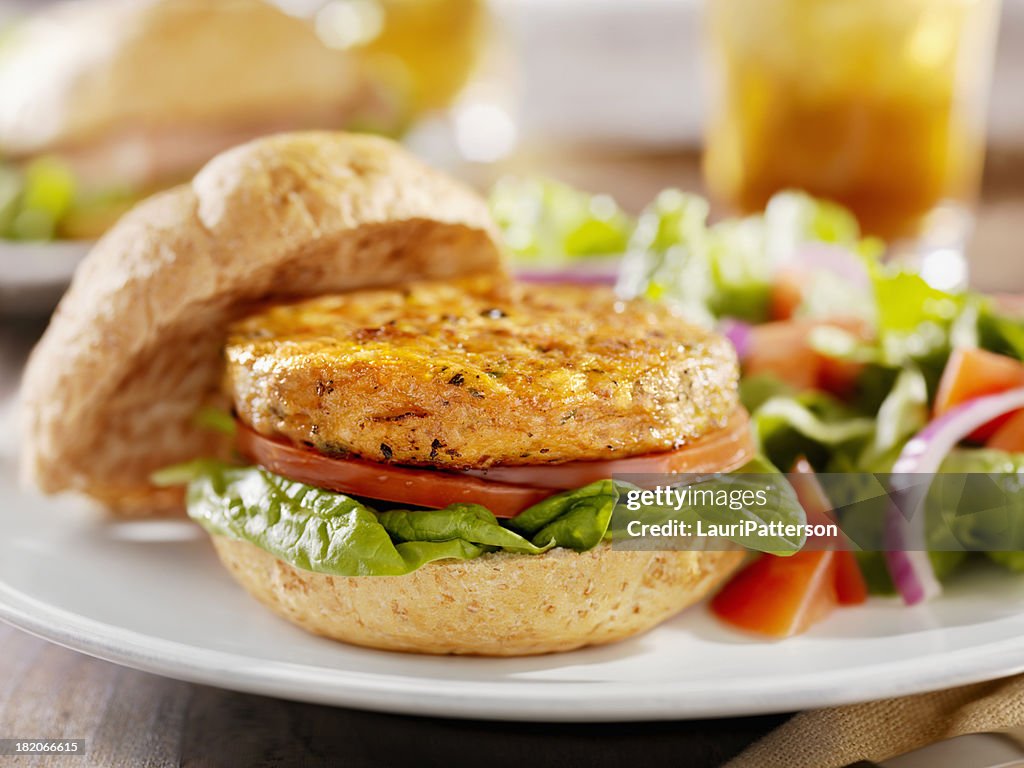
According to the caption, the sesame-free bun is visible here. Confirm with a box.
[211,537,744,656]
[0,0,381,159]
[20,132,504,514]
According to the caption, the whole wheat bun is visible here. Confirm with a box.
[20,132,503,514]
[212,537,744,656]
[0,0,382,158]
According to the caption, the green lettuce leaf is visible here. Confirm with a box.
[504,479,619,550]
[488,176,633,262]
[617,189,880,326]
[752,393,875,471]
[977,303,1024,361]
[0,164,19,234]
[739,374,797,413]
[620,189,776,325]
[192,406,237,436]
[853,550,967,596]
[930,450,1024,556]
[761,190,863,253]
[684,456,807,554]
[610,456,808,554]
[0,157,77,241]
[618,190,719,325]
[868,268,964,388]
[854,365,929,473]
[747,368,927,475]
[376,505,552,554]
[179,458,807,577]
[840,447,1024,593]
[872,269,961,337]
[183,462,621,576]
[988,551,1024,572]
[185,462,484,576]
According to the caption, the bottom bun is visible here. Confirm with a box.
[210,536,744,656]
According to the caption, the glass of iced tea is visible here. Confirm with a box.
[356,0,487,113]
[703,0,1001,286]
[311,0,487,117]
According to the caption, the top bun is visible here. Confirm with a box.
[20,131,504,515]
[0,0,378,156]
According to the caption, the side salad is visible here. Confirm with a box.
[0,156,134,241]
[492,180,1024,637]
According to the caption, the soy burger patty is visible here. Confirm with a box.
[226,276,740,469]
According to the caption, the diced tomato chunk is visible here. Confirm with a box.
[711,459,868,638]
[833,550,868,605]
[987,409,1024,453]
[745,318,871,396]
[790,458,867,604]
[818,354,864,399]
[934,347,1024,441]
[710,551,838,638]
[789,458,836,529]
[770,270,805,321]
[745,321,821,390]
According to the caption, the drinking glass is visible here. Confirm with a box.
[703,0,1002,287]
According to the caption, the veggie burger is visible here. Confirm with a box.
[22,133,755,655]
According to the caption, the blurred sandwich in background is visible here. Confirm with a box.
[0,0,426,242]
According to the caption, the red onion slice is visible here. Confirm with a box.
[718,318,753,360]
[886,387,1024,605]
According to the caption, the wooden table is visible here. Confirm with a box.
[3,148,1024,767]
[0,623,791,768]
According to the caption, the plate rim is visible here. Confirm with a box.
[0,239,92,288]
[4,579,1024,722]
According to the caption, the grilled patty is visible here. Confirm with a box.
[225,277,740,468]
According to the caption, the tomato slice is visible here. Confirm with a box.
[237,408,754,517]
[710,551,839,638]
[460,408,755,489]
[237,423,553,518]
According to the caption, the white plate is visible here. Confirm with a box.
[3,412,1024,721]
[0,240,91,314]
